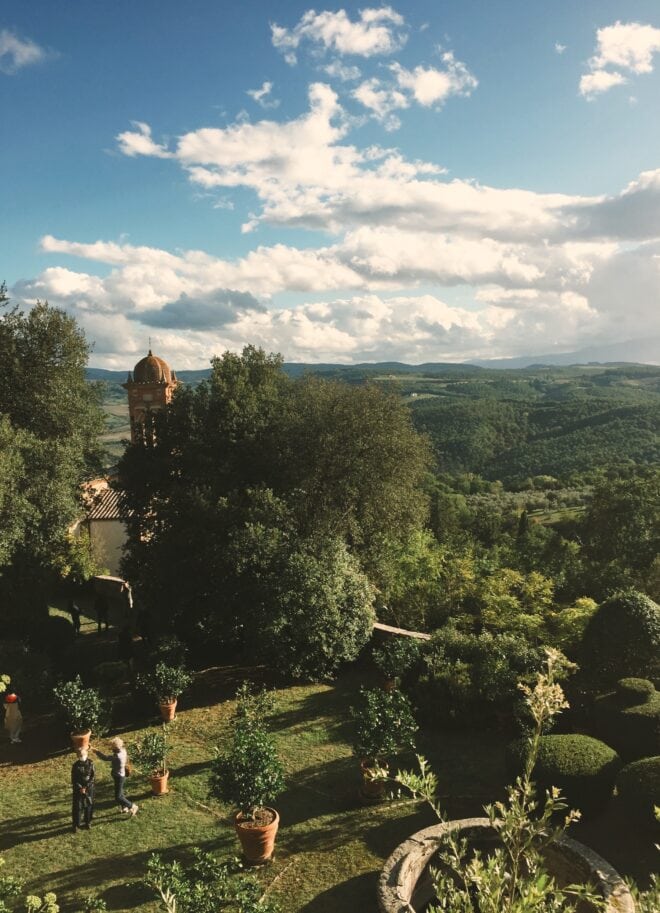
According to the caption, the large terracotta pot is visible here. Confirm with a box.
[150,769,169,796]
[382,678,397,693]
[234,808,279,864]
[360,758,387,802]
[377,818,635,913]
[159,699,177,722]
[70,729,91,751]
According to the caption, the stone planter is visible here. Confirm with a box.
[159,699,177,722]
[377,817,635,913]
[234,808,279,865]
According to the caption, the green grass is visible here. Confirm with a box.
[1,637,656,911]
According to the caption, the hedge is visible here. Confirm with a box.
[616,756,660,826]
[507,733,621,817]
[593,678,660,761]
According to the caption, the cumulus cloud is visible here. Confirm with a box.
[0,29,49,74]
[116,121,173,158]
[322,60,362,81]
[271,7,406,65]
[132,289,264,330]
[555,43,567,55]
[246,81,280,109]
[580,21,660,97]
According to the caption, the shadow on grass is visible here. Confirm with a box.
[28,838,220,912]
[299,872,378,913]
[0,803,129,851]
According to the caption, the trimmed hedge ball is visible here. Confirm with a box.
[580,590,660,687]
[507,734,622,817]
[593,678,660,761]
[616,756,660,826]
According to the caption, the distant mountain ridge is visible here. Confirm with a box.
[87,337,659,383]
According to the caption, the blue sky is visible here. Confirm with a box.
[3,1,660,366]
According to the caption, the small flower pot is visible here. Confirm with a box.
[159,699,177,722]
[234,808,279,865]
[70,729,91,752]
[360,758,386,802]
[382,678,397,692]
[149,769,169,796]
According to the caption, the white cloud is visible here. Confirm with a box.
[271,7,406,64]
[322,60,362,81]
[391,53,478,106]
[116,121,173,158]
[555,43,567,55]
[0,29,48,74]
[580,69,626,99]
[247,81,280,109]
[580,21,660,97]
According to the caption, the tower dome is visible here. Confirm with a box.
[132,349,173,384]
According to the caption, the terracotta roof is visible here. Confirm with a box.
[86,487,133,521]
[132,350,175,385]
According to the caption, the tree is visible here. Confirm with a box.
[0,289,104,624]
[119,347,428,674]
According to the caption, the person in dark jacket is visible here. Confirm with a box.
[68,598,82,636]
[94,593,110,633]
[71,747,95,831]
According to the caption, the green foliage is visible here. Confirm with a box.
[372,637,421,681]
[593,679,660,760]
[392,650,604,913]
[350,687,417,763]
[133,727,168,776]
[138,662,192,702]
[52,675,106,735]
[119,346,427,672]
[580,589,660,686]
[210,695,285,820]
[616,756,660,825]
[0,294,105,624]
[507,734,621,817]
[144,849,278,913]
[413,625,545,728]
[0,855,60,913]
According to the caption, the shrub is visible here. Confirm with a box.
[210,720,285,820]
[412,625,545,729]
[94,661,127,690]
[580,589,660,687]
[137,662,192,703]
[133,728,168,776]
[148,635,188,669]
[350,687,417,763]
[616,756,660,825]
[372,638,421,681]
[593,678,660,760]
[52,675,107,735]
[507,733,621,817]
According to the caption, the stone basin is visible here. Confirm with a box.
[377,817,635,913]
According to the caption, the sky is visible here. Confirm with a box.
[3,0,660,368]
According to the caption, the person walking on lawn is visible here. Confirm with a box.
[93,736,138,816]
[71,747,95,831]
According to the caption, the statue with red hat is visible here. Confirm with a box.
[3,682,23,744]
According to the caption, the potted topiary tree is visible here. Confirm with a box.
[138,662,192,721]
[210,717,285,865]
[52,676,106,751]
[133,727,170,796]
[351,687,417,801]
[372,638,421,691]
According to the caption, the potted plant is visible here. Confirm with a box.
[138,662,192,721]
[372,638,421,691]
[351,687,417,801]
[133,726,170,796]
[210,717,285,865]
[52,675,106,751]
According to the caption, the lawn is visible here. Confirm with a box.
[1,626,656,912]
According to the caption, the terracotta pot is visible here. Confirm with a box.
[70,729,91,751]
[234,808,279,864]
[159,699,177,722]
[150,769,169,796]
[360,758,387,802]
[382,677,397,692]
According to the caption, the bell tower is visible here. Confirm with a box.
[123,349,178,443]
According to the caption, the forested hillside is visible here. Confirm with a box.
[96,362,660,483]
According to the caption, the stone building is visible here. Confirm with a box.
[122,349,178,444]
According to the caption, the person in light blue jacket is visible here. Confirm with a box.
[93,736,139,815]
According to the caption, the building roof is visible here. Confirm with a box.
[85,487,133,521]
[131,349,176,385]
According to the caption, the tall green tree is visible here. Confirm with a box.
[0,287,104,623]
[119,346,429,675]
